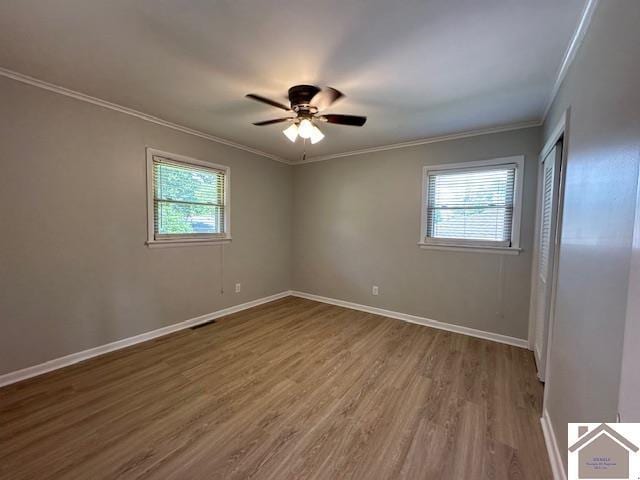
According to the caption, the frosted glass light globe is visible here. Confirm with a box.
[297,119,314,139]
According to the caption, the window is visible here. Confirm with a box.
[420,156,524,253]
[146,148,230,246]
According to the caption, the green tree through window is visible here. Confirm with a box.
[153,158,226,237]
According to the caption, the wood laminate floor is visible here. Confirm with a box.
[0,297,551,479]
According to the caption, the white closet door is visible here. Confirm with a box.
[534,141,562,381]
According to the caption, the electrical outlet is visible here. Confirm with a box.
[235,283,241,293]
[372,285,379,296]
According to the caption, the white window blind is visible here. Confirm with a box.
[424,164,517,247]
[152,155,227,240]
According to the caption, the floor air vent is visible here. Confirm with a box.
[190,320,217,330]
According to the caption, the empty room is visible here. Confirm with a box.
[1,1,639,479]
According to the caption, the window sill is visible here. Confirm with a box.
[418,242,521,255]
[146,237,232,248]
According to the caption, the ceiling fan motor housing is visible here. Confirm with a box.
[247,85,365,128]
[288,85,321,115]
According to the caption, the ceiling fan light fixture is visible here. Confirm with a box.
[247,85,366,146]
[310,125,325,144]
[282,123,298,142]
[297,118,314,139]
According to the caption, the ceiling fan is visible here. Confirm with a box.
[246,85,366,144]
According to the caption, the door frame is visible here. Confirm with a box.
[617,158,640,421]
[528,108,571,382]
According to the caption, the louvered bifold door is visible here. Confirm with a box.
[534,141,562,381]
[538,159,556,283]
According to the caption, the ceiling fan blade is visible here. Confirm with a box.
[246,94,291,111]
[321,114,367,126]
[252,117,294,126]
[311,87,344,111]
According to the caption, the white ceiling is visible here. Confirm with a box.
[0,0,586,162]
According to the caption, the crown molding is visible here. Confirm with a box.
[0,1,597,166]
[296,120,542,164]
[2,65,539,166]
[0,67,291,165]
[5,53,582,167]
[542,0,599,122]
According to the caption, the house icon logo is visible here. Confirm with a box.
[568,423,640,479]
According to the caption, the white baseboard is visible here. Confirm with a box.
[291,291,529,349]
[541,409,567,480]
[0,291,290,388]
[1,290,530,388]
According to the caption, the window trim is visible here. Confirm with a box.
[418,155,524,254]
[146,147,231,247]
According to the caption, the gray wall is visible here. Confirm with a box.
[0,76,292,375]
[542,0,640,470]
[0,74,541,376]
[292,127,540,340]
